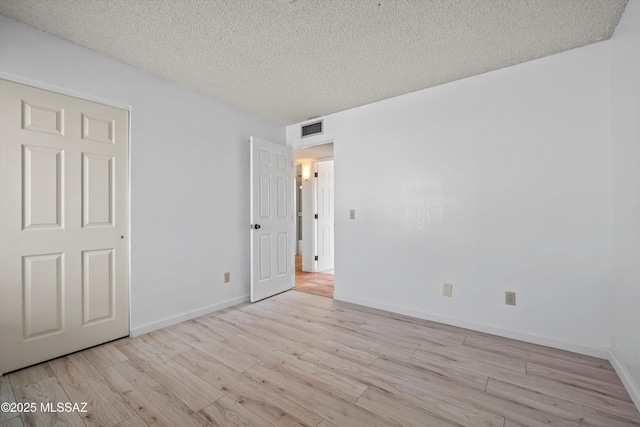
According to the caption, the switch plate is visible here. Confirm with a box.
[443,283,453,297]
[349,209,356,219]
[224,272,230,283]
[505,291,516,305]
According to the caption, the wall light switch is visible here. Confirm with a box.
[349,209,356,219]
[443,283,453,297]
[224,272,230,283]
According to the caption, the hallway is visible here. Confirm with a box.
[294,254,334,298]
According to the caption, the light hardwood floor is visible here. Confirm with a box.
[295,271,334,298]
[294,254,334,298]
[2,290,639,427]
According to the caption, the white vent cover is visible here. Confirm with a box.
[301,120,323,138]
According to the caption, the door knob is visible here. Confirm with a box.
[253,224,261,229]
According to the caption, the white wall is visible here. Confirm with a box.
[0,16,285,334]
[289,39,614,356]
[289,3,640,404]
[610,0,640,408]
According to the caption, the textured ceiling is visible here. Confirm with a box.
[0,0,628,125]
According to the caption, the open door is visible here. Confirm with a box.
[250,137,294,302]
[316,160,334,272]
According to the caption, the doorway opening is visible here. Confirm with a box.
[294,143,334,298]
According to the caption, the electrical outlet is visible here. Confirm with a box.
[224,272,230,283]
[349,209,356,220]
[505,291,516,306]
[442,283,453,297]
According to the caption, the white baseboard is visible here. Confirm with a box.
[333,293,610,359]
[609,349,640,411]
[130,294,250,337]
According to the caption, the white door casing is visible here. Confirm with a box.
[316,160,334,272]
[250,137,294,302]
[0,79,129,374]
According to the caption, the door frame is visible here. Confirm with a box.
[293,141,334,275]
[1,73,131,111]
[294,159,317,273]
[0,73,133,336]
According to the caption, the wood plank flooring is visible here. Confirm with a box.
[294,254,334,298]
[3,290,639,427]
[294,271,334,298]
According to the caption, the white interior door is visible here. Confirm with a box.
[250,137,294,302]
[316,160,334,272]
[0,79,129,375]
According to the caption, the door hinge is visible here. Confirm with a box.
[314,256,318,261]
[314,213,318,219]
[314,172,318,178]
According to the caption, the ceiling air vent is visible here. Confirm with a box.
[301,120,323,138]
